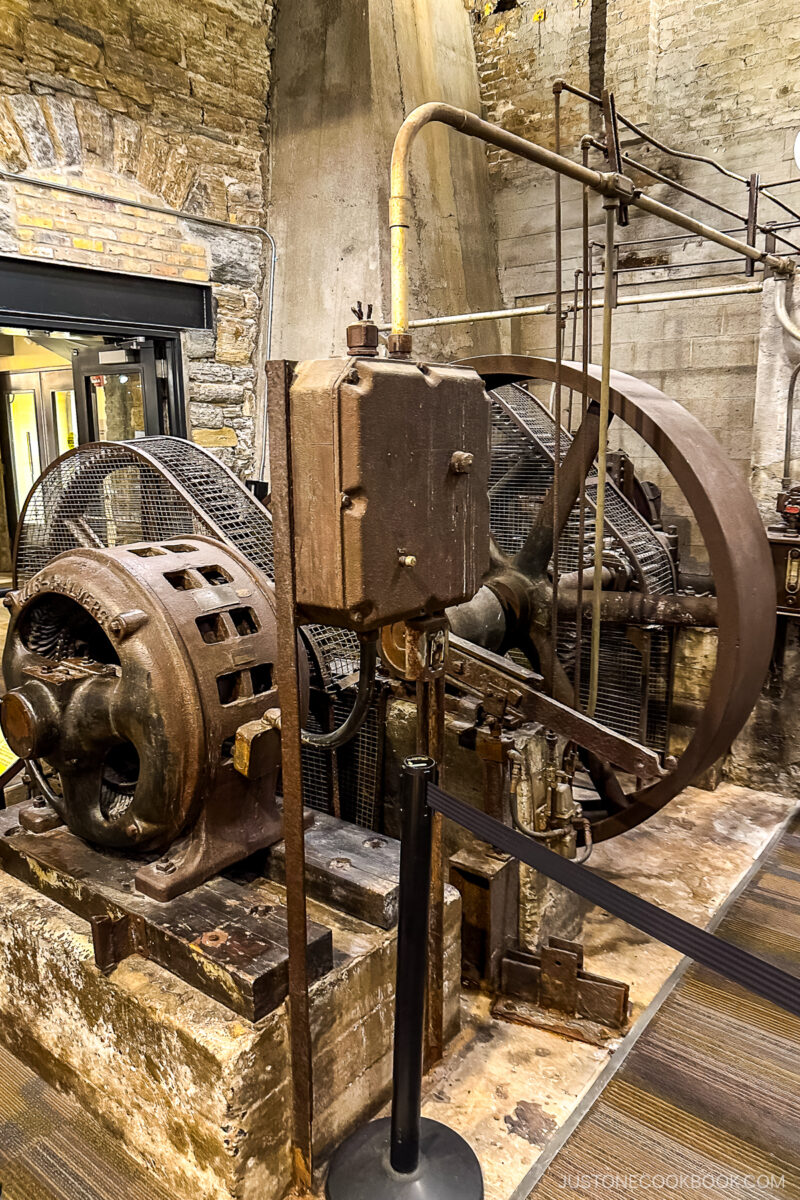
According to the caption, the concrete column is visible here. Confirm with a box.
[750,275,800,522]
[268,0,503,363]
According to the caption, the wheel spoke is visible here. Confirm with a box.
[514,402,601,580]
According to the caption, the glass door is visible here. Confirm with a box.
[3,387,42,511]
[72,339,182,443]
[43,369,79,456]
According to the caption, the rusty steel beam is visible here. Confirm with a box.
[266,360,314,1191]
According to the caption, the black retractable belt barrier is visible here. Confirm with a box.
[326,758,484,1200]
[428,783,800,1021]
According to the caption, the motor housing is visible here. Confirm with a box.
[1,534,307,901]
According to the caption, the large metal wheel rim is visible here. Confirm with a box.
[460,354,776,840]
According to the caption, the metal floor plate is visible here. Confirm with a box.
[529,815,800,1198]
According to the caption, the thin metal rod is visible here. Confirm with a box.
[384,281,763,331]
[763,179,800,189]
[759,187,800,225]
[388,103,790,340]
[574,144,592,710]
[587,206,616,718]
[390,755,436,1175]
[566,269,580,430]
[0,167,278,481]
[552,88,563,688]
[554,78,749,185]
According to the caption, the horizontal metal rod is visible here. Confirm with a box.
[559,589,719,627]
[389,104,791,336]
[381,281,763,331]
[763,179,800,189]
[587,136,749,225]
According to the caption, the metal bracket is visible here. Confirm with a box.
[493,937,630,1042]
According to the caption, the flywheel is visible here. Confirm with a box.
[450,355,776,841]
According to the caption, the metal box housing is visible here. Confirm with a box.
[289,356,491,630]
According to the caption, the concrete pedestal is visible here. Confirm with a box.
[0,869,461,1200]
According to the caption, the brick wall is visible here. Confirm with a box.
[0,0,276,477]
[470,0,800,566]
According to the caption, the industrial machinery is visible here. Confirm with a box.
[0,350,774,884]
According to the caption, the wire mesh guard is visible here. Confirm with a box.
[14,389,676,832]
[13,438,381,828]
[489,383,675,752]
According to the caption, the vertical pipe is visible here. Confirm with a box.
[587,206,616,717]
[574,144,592,709]
[266,360,314,1190]
[566,268,580,431]
[425,673,446,1069]
[390,755,437,1175]
[551,86,563,694]
[783,363,800,486]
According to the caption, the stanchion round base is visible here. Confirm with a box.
[325,1117,483,1200]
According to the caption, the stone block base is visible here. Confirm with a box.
[0,870,461,1200]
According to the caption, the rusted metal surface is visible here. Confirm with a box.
[558,589,719,626]
[496,938,629,1032]
[768,528,800,616]
[449,844,519,988]
[446,636,663,781]
[1,535,299,900]
[266,358,314,1191]
[458,355,776,840]
[0,804,333,1020]
[287,356,491,630]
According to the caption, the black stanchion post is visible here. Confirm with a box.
[325,757,484,1200]
[391,754,435,1173]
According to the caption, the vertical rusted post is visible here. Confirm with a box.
[551,81,563,697]
[424,671,446,1069]
[266,359,314,1192]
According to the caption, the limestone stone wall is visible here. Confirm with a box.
[0,0,277,477]
[468,0,800,567]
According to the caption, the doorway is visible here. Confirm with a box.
[0,330,187,566]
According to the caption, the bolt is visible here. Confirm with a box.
[363,837,387,850]
[340,492,353,509]
[417,362,430,374]
[329,856,352,871]
[451,660,464,675]
[450,450,474,474]
[33,798,47,809]
[398,553,417,568]
[154,859,176,875]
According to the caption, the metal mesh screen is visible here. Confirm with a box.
[488,383,675,752]
[14,437,383,828]
[15,444,213,584]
